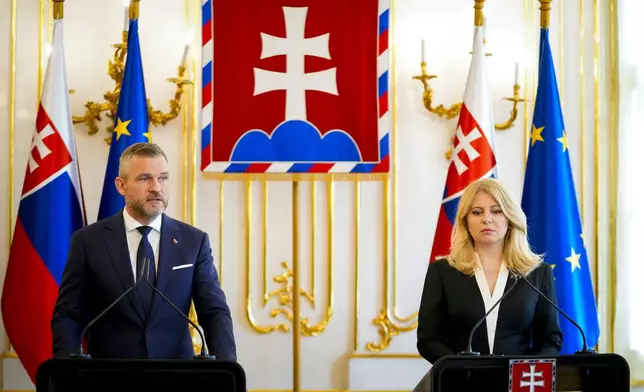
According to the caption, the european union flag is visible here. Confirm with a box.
[521,28,600,354]
[97,18,150,220]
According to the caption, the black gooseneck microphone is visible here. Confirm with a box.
[459,272,520,355]
[513,268,595,354]
[143,258,216,360]
[71,258,149,359]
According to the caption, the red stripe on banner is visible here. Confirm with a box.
[202,81,213,108]
[379,91,389,117]
[372,154,389,173]
[1,220,60,383]
[378,30,389,55]
[202,19,213,45]
[201,145,211,171]
[246,163,271,173]
[308,163,334,173]
[429,208,453,263]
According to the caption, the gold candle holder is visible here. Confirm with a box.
[412,0,526,159]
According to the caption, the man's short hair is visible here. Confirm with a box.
[118,142,168,178]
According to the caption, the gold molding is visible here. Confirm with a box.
[353,181,360,352]
[245,180,289,334]
[391,0,417,324]
[262,181,268,303]
[190,63,198,227]
[523,0,529,162]
[181,0,190,224]
[365,179,418,352]
[607,0,618,355]
[3,0,17,363]
[292,181,301,392]
[310,182,317,305]
[559,0,564,102]
[219,181,224,283]
[8,0,16,255]
[37,0,45,99]
[580,0,586,224]
[592,0,600,306]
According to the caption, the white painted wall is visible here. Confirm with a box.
[0,0,614,390]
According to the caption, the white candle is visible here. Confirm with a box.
[421,39,426,63]
[514,62,520,85]
[124,6,129,31]
[483,16,487,42]
[181,44,190,67]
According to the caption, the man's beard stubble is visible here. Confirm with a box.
[130,194,169,219]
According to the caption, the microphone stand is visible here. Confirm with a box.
[459,273,520,356]
[71,259,150,359]
[144,258,216,360]
[515,269,595,354]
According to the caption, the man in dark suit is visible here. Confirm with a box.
[51,142,236,361]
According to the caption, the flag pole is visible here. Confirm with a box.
[539,0,552,29]
[129,0,140,20]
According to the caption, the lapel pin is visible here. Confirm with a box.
[172,238,178,245]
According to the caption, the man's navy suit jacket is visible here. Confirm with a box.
[51,212,236,361]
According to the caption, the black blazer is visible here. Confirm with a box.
[51,212,237,361]
[417,258,562,363]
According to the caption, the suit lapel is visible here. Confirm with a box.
[103,213,145,323]
[148,214,181,322]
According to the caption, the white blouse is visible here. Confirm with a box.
[473,261,509,354]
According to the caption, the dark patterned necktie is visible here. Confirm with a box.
[136,226,155,317]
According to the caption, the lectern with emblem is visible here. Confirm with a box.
[412,354,629,392]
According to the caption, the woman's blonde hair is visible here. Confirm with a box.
[446,178,542,276]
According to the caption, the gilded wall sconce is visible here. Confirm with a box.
[413,2,526,159]
[71,0,193,143]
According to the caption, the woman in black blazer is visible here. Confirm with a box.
[417,178,563,363]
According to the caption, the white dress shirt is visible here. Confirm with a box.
[473,259,509,354]
[123,209,162,281]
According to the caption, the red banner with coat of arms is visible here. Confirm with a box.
[201,0,390,174]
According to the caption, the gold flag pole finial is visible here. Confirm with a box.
[539,0,552,28]
[53,0,64,20]
[129,0,140,20]
[474,0,485,27]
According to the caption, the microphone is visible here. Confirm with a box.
[459,272,520,355]
[143,258,216,360]
[513,268,595,354]
[71,258,149,359]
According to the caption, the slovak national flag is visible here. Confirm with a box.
[429,25,498,262]
[1,19,86,383]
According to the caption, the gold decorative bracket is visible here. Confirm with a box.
[72,29,192,143]
[412,61,525,130]
[365,309,418,352]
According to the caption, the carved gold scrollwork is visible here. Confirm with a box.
[365,309,419,352]
[245,180,334,336]
[264,261,332,337]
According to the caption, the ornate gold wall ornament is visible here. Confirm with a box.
[72,3,192,143]
[263,261,333,337]
[365,308,419,352]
